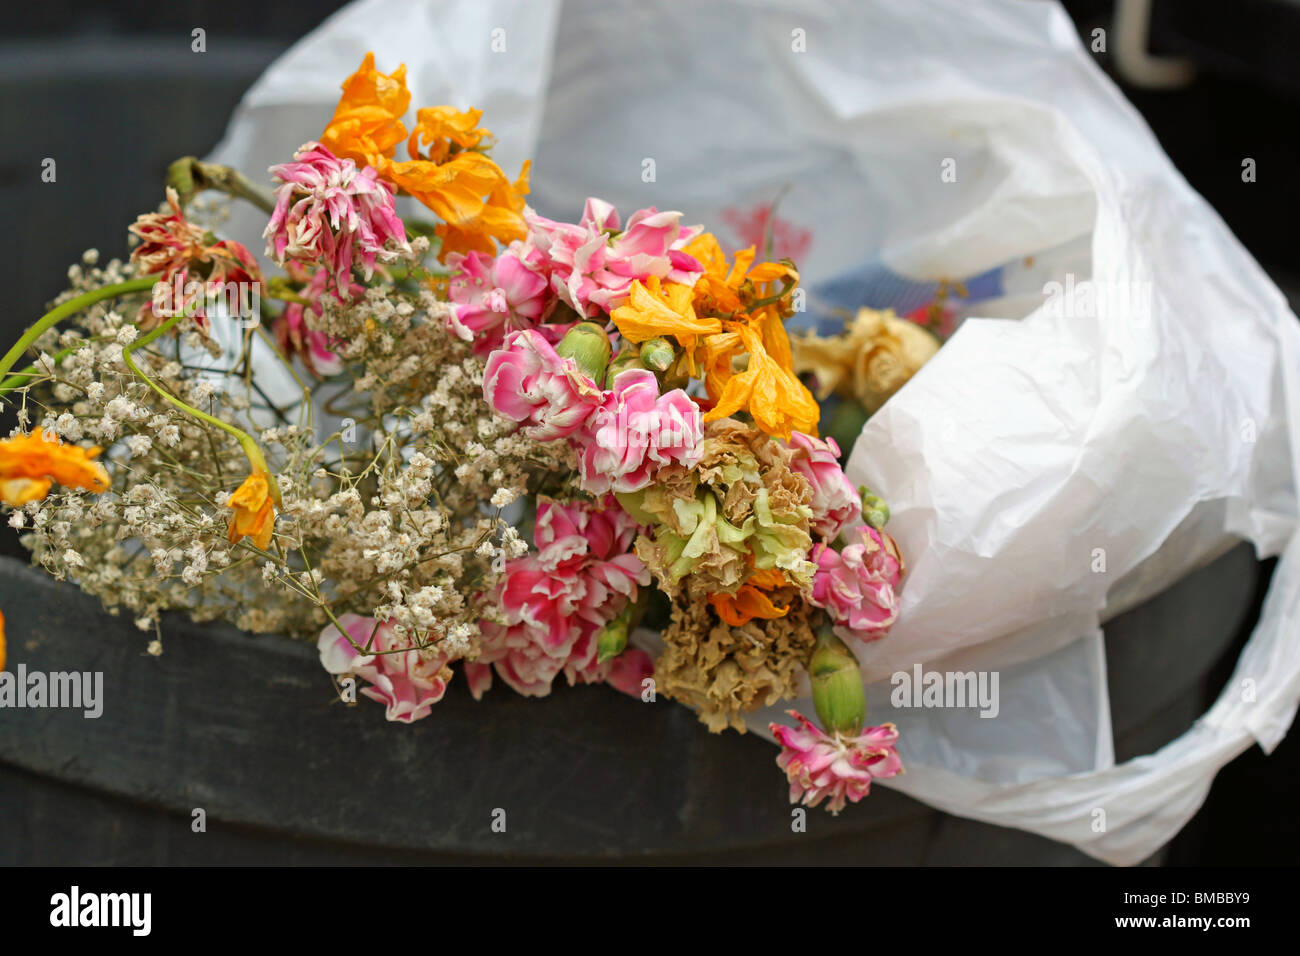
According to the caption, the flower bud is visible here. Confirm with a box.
[808,627,866,736]
[597,610,631,663]
[604,347,645,387]
[556,322,612,383]
[858,486,890,529]
[639,337,675,372]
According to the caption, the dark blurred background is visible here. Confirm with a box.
[0,0,1297,864]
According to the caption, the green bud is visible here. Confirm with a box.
[556,322,612,383]
[808,627,866,736]
[858,487,890,529]
[597,613,630,663]
[639,337,675,372]
[605,348,646,387]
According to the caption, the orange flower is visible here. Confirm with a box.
[612,234,816,438]
[406,106,493,164]
[320,53,411,168]
[383,145,528,260]
[435,159,532,260]
[318,54,529,262]
[684,233,796,315]
[709,568,791,626]
[0,428,110,506]
[226,471,275,551]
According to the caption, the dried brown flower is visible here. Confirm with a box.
[656,587,818,733]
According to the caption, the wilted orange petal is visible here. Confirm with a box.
[0,428,110,499]
[611,277,721,346]
[709,583,791,626]
[226,471,275,551]
[320,53,411,168]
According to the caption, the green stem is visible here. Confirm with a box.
[168,157,276,214]
[0,276,157,391]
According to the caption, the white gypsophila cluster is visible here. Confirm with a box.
[9,244,572,670]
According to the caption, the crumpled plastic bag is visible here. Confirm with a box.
[208,0,1300,865]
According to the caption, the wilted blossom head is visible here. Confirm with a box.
[129,186,209,280]
[523,197,703,317]
[770,710,903,814]
[476,498,649,696]
[786,432,861,541]
[578,369,703,495]
[446,246,553,356]
[273,267,360,377]
[483,328,605,441]
[265,141,409,283]
[317,613,453,723]
[130,188,262,331]
[809,527,904,643]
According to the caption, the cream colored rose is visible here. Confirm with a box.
[792,307,940,414]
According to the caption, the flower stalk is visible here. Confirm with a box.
[0,276,158,395]
[166,157,276,214]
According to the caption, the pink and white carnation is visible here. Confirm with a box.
[273,267,361,377]
[809,527,905,642]
[474,498,650,697]
[483,328,605,441]
[786,432,861,541]
[446,246,554,356]
[317,613,453,723]
[265,141,409,283]
[523,197,703,317]
[577,369,703,494]
[770,710,903,814]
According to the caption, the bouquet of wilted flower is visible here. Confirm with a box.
[0,53,917,813]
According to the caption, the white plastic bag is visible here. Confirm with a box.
[208,0,1300,865]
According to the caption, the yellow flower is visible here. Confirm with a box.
[610,275,721,353]
[0,429,110,506]
[703,323,819,440]
[792,307,940,414]
[226,471,275,551]
[320,52,412,168]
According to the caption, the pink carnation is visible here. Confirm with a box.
[809,527,904,643]
[447,247,554,357]
[770,710,903,814]
[273,267,360,376]
[317,613,453,723]
[578,369,703,494]
[475,498,649,697]
[483,328,605,441]
[786,432,861,541]
[523,197,703,317]
[265,141,409,284]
